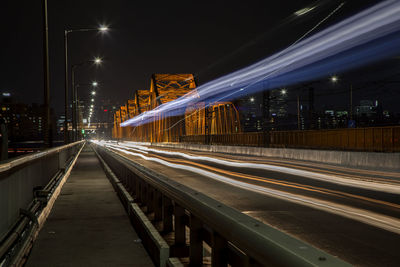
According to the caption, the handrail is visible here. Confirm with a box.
[0,140,84,172]
[0,141,85,266]
[95,144,350,266]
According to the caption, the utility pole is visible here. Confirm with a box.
[308,87,314,130]
[262,90,270,131]
[71,66,76,141]
[262,90,270,146]
[43,0,52,147]
[64,30,69,144]
[350,84,353,120]
[297,95,301,130]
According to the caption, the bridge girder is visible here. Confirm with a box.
[112,73,241,142]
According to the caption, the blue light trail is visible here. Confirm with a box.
[122,0,400,127]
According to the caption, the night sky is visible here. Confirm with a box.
[1,0,393,118]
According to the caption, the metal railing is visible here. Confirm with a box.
[0,141,84,265]
[94,144,350,267]
[180,126,400,152]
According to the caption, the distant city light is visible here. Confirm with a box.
[91,99,94,102]
[91,91,96,95]
[2,93,10,97]
[281,89,287,95]
[330,76,338,83]
[250,97,255,102]
[92,81,98,87]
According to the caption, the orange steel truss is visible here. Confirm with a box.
[112,73,241,142]
[149,74,196,142]
[185,102,241,135]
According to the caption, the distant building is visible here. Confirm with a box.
[0,94,56,142]
[238,94,262,132]
[319,110,348,129]
[355,100,376,118]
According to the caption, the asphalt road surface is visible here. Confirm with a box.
[98,141,400,266]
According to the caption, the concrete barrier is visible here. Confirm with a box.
[94,147,170,267]
[151,143,400,171]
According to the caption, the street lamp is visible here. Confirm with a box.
[73,82,99,141]
[99,25,109,32]
[71,61,102,141]
[330,75,354,121]
[91,91,96,95]
[330,75,338,83]
[64,25,109,144]
[94,58,102,64]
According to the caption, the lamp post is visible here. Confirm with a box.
[71,58,102,141]
[72,82,98,141]
[64,26,108,143]
[330,75,354,123]
[43,0,51,147]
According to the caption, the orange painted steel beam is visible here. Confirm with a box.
[113,73,241,143]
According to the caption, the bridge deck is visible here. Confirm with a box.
[25,144,153,266]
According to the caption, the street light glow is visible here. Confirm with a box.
[91,99,94,102]
[92,81,98,87]
[94,57,102,64]
[250,97,255,102]
[281,89,287,95]
[99,25,109,32]
[331,76,338,83]
[91,91,96,95]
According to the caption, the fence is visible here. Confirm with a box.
[0,141,84,265]
[180,126,400,152]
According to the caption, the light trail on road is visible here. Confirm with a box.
[117,142,400,194]
[97,141,400,235]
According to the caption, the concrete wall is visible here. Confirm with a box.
[151,143,400,171]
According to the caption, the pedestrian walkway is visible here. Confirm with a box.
[26,144,153,267]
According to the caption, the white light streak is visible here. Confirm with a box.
[103,143,400,234]
[119,142,400,194]
[295,6,316,16]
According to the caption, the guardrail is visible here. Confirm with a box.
[93,143,350,267]
[180,126,400,152]
[0,141,84,266]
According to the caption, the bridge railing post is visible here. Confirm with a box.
[162,196,173,233]
[189,214,203,266]
[154,190,163,222]
[211,231,228,267]
[174,205,186,247]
